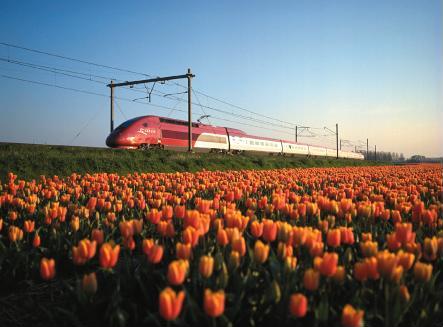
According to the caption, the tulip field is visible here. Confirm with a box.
[0,164,442,327]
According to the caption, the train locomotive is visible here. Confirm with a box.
[105,115,364,159]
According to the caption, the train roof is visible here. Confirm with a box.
[128,115,247,134]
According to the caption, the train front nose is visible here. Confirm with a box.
[106,131,122,148]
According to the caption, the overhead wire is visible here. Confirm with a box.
[0,54,300,134]
[0,42,151,77]
[0,73,188,114]
[68,107,103,145]
[0,42,331,130]
[0,43,365,149]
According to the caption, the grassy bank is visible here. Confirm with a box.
[0,142,385,180]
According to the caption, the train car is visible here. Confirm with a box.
[281,141,309,156]
[106,115,364,159]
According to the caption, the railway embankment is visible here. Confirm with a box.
[0,142,385,180]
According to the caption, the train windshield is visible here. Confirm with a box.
[114,117,140,130]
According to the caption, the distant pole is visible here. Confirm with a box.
[187,68,193,152]
[340,139,342,150]
[336,123,339,159]
[355,145,357,152]
[366,138,369,159]
[295,126,298,143]
[375,145,377,161]
[110,80,114,133]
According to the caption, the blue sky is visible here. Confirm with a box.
[0,0,441,157]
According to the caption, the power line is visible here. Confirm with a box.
[0,73,188,114]
[1,55,298,133]
[0,57,115,81]
[0,42,151,78]
[0,57,108,85]
[0,42,331,131]
[68,107,103,145]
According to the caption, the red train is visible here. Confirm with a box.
[105,115,364,159]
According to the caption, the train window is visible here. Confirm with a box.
[115,117,140,130]
[261,142,264,145]
[143,123,148,127]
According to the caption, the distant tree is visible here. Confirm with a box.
[409,155,426,163]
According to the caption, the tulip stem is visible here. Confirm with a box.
[384,281,390,327]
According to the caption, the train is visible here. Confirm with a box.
[105,115,364,159]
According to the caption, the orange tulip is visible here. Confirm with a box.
[396,250,415,271]
[204,289,225,318]
[33,232,41,248]
[142,240,164,264]
[99,242,120,269]
[262,219,277,242]
[387,233,401,251]
[360,241,377,257]
[309,241,324,257]
[228,251,241,270]
[340,227,355,245]
[174,205,186,219]
[333,266,346,283]
[254,240,270,264]
[361,232,372,242]
[23,220,35,233]
[303,268,320,291]
[167,260,189,285]
[159,287,185,321]
[354,261,368,282]
[277,242,293,260]
[289,293,308,318]
[231,236,246,256]
[292,227,307,246]
[8,226,23,242]
[91,228,104,245]
[82,272,98,295]
[319,252,338,277]
[183,226,200,247]
[327,229,341,248]
[341,304,364,327]
[119,221,134,239]
[176,242,193,260]
[40,257,56,280]
[250,220,263,238]
[423,237,438,261]
[413,261,433,282]
[377,250,398,280]
[199,255,214,278]
[216,229,229,246]
[277,222,292,243]
[395,223,413,245]
[284,256,298,272]
[72,239,97,265]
